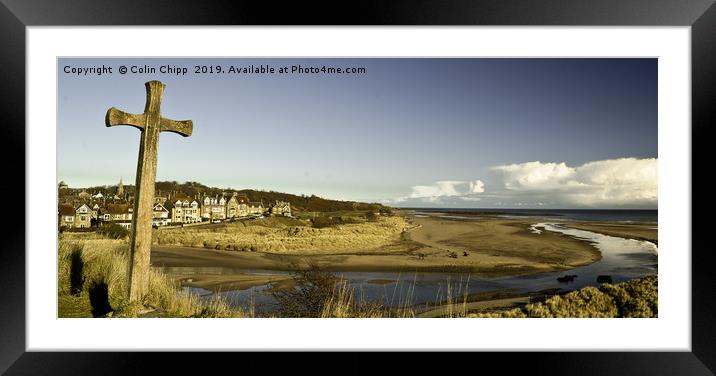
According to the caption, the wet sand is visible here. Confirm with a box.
[416,297,530,318]
[405,216,602,274]
[176,273,294,293]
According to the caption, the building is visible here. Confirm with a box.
[167,198,201,224]
[73,203,92,228]
[58,204,75,228]
[58,203,93,229]
[152,203,170,227]
[225,193,250,218]
[91,203,101,219]
[58,181,69,190]
[117,177,124,197]
[201,195,226,220]
[247,201,266,216]
[100,203,133,229]
[78,190,91,200]
[270,200,292,217]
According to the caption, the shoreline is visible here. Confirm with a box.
[560,222,657,245]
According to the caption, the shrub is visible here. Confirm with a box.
[98,223,129,239]
[599,275,657,317]
[468,275,657,318]
[269,265,385,318]
[270,265,339,317]
[311,216,343,228]
[527,287,617,318]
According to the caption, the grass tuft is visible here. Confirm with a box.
[58,233,243,318]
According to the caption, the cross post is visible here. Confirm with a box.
[106,80,193,304]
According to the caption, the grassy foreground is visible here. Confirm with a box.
[58,233,240,318]
[58,233,657,318]
[57,233,407,318]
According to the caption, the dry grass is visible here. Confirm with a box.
[57,233,243,318]
[320,281,385,318]
[153,216,408,253]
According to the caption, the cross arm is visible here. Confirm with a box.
[105,107,147,130]
[160,118,193,137]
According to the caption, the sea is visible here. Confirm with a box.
[403,208,657,222]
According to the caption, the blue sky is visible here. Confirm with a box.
[58,58,657,209]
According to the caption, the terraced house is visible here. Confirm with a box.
[201,195,227,221]
[225,192,250,218]
[248,201,266,216]
[166,197,201,224]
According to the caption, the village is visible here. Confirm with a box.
[57,178,292,231]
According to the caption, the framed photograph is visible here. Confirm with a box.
[4,0,715,373]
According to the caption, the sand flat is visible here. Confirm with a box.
[178,273,293,292]
[404,216,602,273]
[151,214,622,278]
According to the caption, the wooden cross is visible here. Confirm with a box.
[106,80,193,303]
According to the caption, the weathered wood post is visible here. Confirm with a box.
[106,80,193,303]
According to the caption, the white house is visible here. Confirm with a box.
[152,203,170,227]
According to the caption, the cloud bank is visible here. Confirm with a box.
[388,158,657,208]
[490,157,657,207]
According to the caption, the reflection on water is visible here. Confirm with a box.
[168,223,657,314]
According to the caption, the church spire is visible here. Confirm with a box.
[117,177,124,197]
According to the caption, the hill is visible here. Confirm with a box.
[73,180,391,213]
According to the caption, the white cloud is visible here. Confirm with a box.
[491,158,657,207]
[468,180,485,193]
[391,179,486,204]
[410,181,465,199]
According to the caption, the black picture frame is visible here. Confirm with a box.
[2,0,714,374]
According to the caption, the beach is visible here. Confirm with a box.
[150,212,658,294]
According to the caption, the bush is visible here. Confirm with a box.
[269,265,385,318]
[599,275,657,317]
[527,287,617,318]
[270,266,339,317]
[311,216,343,228]
[98,223,129,239]
[469,275,657,318]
